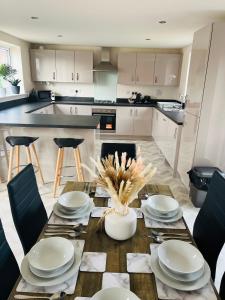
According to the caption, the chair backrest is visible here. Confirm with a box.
[220,271,225,300]
[193,171,225,281]
[101,143,136,161]
[7,164,48,254]
[0,219,20,300]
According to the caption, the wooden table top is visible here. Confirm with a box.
[8,182,220,300]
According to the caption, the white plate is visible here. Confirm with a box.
[21,248,81,287]
[146,195,179,215]
[91,287,140,300]
[29,255,75,279]
[141,205,183,223]
[158,240,204,274]
[146,206,178,219]
[58,191,89,211]
[150,252,211,291]
[158,259,204,282]
[28,237,74,272]
[53,199,94,219]
[58,203,89,215]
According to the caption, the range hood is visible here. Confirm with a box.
[93,48,117,72]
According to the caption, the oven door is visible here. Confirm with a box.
[92,112,116,132]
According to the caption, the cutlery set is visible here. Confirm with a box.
[147,229,192,243]
[44,223,86,237]
[14,291,66,299]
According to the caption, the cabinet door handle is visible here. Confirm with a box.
[76,73,79,81]
[53,72,56,80]
[70,107,72,114]
[154,76,158,84]
[130,109,133,116]
[75,107,78,114]
[72,73,74,81]
[174,127,177,138]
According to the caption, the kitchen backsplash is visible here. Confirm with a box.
[34,81,180,101]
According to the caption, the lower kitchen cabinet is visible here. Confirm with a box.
[54,104,92,115]
[116,107,152,136]
[152,108,181,174]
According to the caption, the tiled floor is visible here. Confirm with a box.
[0,138,224,291]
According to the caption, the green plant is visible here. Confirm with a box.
[8,78,21,86]
[0,64,17,81]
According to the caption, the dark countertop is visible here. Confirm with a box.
[0,97,184,128]
[0,101,100,129]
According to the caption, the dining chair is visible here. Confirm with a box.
[193,171,225,281]
[7,163,48,254]
[220,272,225,300]
[0,218,20,300]
[101,143,136,162]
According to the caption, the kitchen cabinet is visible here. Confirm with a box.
[30,49,56,82]
[154,54,181,86]
[30,49,93,83]
[116,107,152,136]
[74,51,93,83]
[54,104,92,115]
[56,50,74,82]
[118,52,181,86]
[152,108,181,174]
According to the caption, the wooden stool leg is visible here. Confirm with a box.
[57,148,64,186]
[73,148,84,182]
[16,145,20,174]
[76,147,84,181]
[7,147,14,182]
[26,146,32,164]
[31,144,44,184]
[53,148,63,197]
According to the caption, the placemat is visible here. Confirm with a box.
[150,244,217,300]
[95,186,109,198]
[17,240,85,294]
[48,213,90,226]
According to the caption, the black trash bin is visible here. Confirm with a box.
[188,166,221,207]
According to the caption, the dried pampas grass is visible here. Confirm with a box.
[82,150,156,211]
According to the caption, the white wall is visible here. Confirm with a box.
[0,31,33,93]
[31,44,182,99]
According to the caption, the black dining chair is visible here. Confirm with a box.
[7,164,48,254]
[101,143,136,162]
[220,272,225,300]
[0,218,20,300]
[193,171,225,281]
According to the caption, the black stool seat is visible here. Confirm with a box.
[6,136,38,147]
[53,138,84,148]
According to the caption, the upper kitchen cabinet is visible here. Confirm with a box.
[118,52,155,85]
[74,51,93,83]
[56,50,74,82]
[30,49,56,82]
[30,49,93,83]
[117,52,137,85]
[154,54,181,86]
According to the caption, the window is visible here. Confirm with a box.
[0,47,10,65]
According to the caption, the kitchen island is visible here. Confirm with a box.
[0,100,100,184]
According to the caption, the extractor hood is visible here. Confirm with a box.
[93,48,117,72]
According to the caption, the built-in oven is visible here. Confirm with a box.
[92,108,116,133]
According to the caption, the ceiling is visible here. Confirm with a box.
[0,0,225,48]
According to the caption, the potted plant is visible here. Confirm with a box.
[0,64,21,95]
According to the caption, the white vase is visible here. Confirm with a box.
[104,207,137,240]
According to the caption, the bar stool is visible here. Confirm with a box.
[53,138,84,197]
[6,136,44,184]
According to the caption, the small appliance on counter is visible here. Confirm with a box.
[37,90,52,101]
[128,92,152,104]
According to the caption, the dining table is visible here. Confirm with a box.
[8,181,220,300]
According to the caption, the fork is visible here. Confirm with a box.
[151,229,189,237]
[149,235,192,243]
[44,231,81,238]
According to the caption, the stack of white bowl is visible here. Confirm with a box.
[54,191,93,219]
[143,194,182,222]
[158,240,205,283]
[27,237,75,279]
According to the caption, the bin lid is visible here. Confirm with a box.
[188,166,221,178]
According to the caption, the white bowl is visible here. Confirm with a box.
[146,195,179,215]
[158,240,204,275]
[58,191,89,211]
[91,287,140,300]
[28,237,74,272]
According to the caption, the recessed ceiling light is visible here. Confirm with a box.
[30,16,39,20]
[57,35,63,38]
[159,20,167,24]
[145,38,151,41]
